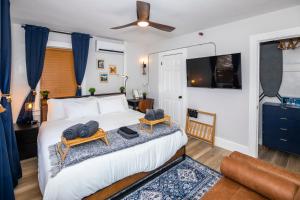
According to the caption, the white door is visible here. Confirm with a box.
[159,49,187,127]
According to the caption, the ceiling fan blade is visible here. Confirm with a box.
[137,1,150,21]
[111,21,138,29]
[149,21,175,32]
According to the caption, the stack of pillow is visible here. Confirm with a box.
[144,109,164,121]
[46,94,129,121]
[63,120,99,140]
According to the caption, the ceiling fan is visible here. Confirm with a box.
[111,1,175,32]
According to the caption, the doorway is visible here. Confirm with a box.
[158,49,187,128]
[248,27,300,157]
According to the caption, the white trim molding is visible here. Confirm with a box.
[215,137,250,155]
[248,27,300,157]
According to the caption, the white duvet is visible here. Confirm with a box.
[38,109,188,200]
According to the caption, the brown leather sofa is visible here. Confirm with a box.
[202,152,300,200]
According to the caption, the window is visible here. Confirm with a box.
[40,48,77,98]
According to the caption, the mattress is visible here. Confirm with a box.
[37,109,188,200]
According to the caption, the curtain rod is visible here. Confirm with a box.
[21,25,93,38]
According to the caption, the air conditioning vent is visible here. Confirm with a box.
[96,40,125,54]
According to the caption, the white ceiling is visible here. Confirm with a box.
[11,0,300,44]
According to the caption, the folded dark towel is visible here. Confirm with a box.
[78,124,90,138]
[118,130,139,139]
[63,124,81,140]
[85,120,99,137]
[154,109,164,120]
[119,126,138,135]
[144,109,156,121]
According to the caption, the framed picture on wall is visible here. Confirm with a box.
[109,65,117,75]
[97,59,104,69]
[100,73,108,82]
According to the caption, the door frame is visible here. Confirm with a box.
[248,26,300,157]
[158,49,187,128]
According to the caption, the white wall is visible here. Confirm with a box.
[11,24,28,122]
[124,42,148,99]
[10,23,146,122]
[84,40,124,94]
[146,5,300,152]
[148,54,159,108]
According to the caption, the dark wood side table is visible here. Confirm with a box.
[127,98,154,113]
[14,123,39,160]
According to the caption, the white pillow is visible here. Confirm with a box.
[47,97,98,121]
[64,100,99,120]
[47,99,66,121]
[97,95,128,114]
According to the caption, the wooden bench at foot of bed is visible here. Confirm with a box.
[84,146,186,200]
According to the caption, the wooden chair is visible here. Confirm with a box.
[138,99,154,113]
[185,109,216,145]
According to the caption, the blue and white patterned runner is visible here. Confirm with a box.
[49,123,181,177]
[120,157,221,200]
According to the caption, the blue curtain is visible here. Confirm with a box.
[1,0,22,199]
[16,25,49,124]
[71,33,90,96]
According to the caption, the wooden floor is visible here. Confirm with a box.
[258,145,300,174]
[14,137,300,200]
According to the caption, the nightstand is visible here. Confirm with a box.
[127,99,140,110]
[14,123,39,160]
[127,98,154,113]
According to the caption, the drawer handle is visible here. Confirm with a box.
[280,117,288,120]
[280,138,288,142]
[280,128,288,131]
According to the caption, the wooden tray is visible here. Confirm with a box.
[139,115,171,133]
[57,128,109,161]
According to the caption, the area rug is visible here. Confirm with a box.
[117,156,221,200]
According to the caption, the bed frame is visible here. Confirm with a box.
[40,93,186,199]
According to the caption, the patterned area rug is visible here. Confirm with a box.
[119,156,221,200]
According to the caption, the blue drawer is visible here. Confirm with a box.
[290,140,300,155]
[289,128,300,143]
[263,104,300,120]
[263,119,293,134]
[263,103,300,156]
[263,134,290,153]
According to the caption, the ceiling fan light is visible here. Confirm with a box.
[137,21,149,27]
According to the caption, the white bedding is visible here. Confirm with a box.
[38,109,188,200]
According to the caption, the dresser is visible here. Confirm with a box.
[263,102,300,155]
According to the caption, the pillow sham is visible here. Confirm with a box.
[47,99,65,121]
[47,97,97,121]
[64,100,99,120]
[97,94,128,114]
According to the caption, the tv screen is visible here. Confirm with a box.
[186,53,242,89]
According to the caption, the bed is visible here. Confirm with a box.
[38,93,188,200]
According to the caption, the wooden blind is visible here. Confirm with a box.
[41,48,77,98]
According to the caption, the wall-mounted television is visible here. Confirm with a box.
[186,53,242,89]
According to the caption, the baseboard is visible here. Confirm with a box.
[215,137,250,155]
